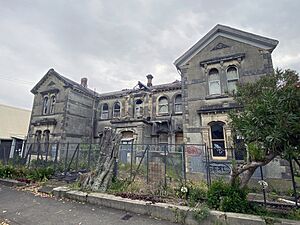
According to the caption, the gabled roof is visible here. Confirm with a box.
[31,69,98,97]
[174,24,279,69]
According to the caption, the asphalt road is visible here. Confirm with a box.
[0,184,176,225]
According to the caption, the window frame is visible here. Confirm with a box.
[113,102,121,118]
[101,103,109,120]
[49,95,56,114]
[209,122,227,160]
[134,99,143,118]
[158,96,169,115]
[208,68,221,95]
[174,94,182,114]
[226,66,239,93]
[42,96,49,115]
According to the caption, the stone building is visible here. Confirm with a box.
[27,69,183,149]
[27,24,280,162]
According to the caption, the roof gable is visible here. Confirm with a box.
[31,69,97,97]
[174,24,279,69]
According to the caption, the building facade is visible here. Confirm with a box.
[27,24,282,168]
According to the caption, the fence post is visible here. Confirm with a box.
[182,144,187,185]
[259,166,267,207]
[289,156,298,208]
[205,144,211,186]
[146,145,149,184]
[87,143,92,170]
[3,147,7,165]
[53,142,59,171]
[64,142,69,175]
[130,142,134,179]
[45,142,50,163]
[164,145,167,188]
[75,144,80,171]
[27,144,33,168]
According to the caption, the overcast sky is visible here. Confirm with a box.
[0,0,299,110]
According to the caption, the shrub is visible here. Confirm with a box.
[207,180,249,213]
[187,181,208,207]
[26,167,54,181]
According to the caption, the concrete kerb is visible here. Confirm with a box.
[0,178,27,187]
[51,186,300,225]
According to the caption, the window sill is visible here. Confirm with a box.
[173,112,183,115]
[205,94,229,100]
[156,113,169,117]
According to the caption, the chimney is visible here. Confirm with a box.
[146,74,153,87]
[81,77,88,88]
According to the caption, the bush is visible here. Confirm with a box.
[26,167,54,181]
[187,181,208,207]
[207,180,249,213]
[0,163,54,182]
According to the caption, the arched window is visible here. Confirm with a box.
[35,130,42,143]
[101,103,109,119]
[208,68,221,95]
[210,122,226,158]
[113,102,121,118]
[135,99,143,118]
[158,96,169,114]
[43,96,49,115]
[174,94,182,113]
[49,95,56,114]
[226,66,239,93]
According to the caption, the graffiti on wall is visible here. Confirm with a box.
[209,163,231,175]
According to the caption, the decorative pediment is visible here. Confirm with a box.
[211,43,230,51]
[174,24,279,68]
[47,81,56,86]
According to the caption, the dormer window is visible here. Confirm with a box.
[101,103,109,119]
[208,68,221,95]
[226,66,239,93]
[113,102,121,118]
[158,96,169,114]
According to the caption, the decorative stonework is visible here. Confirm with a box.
[211,42,230,51]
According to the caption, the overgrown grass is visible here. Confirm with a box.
[0,162,54,182]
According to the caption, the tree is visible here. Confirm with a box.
[229,69,300,188]
[79,128,121,192]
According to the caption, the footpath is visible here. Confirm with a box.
[0,178,299,225]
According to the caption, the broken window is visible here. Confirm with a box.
[113,102,121,118]
[210,122,226,158]
[174,94,182,113]
[208,68,221,95]
[158,96,169,114]
[101,103,109,119]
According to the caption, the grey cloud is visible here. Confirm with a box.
[0,0,299,109]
